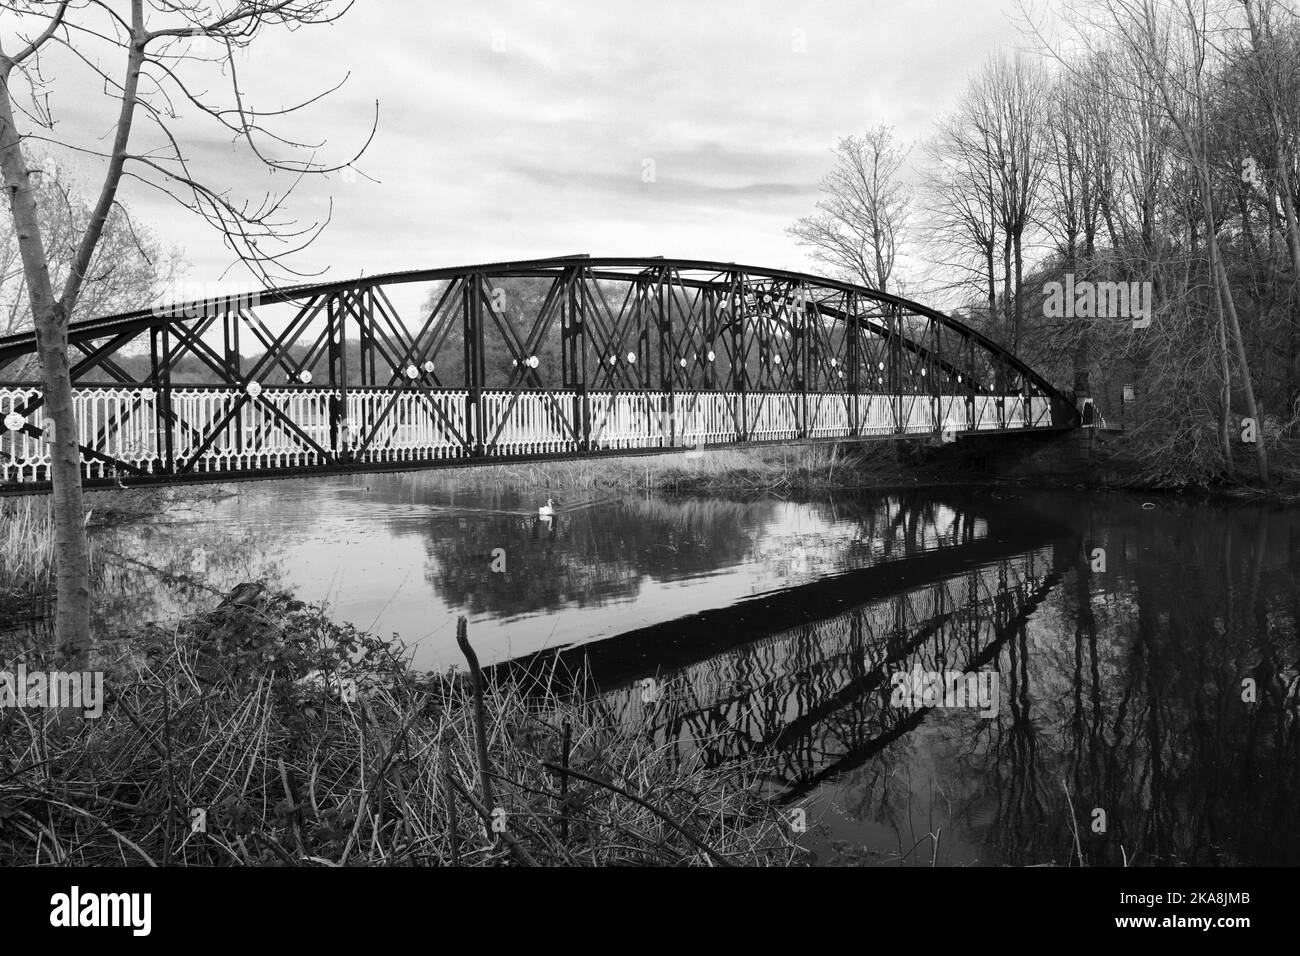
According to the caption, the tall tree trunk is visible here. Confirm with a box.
[985,240,997,322]
[1002,232,1013,344]
[1075,235,1092,397]
[35,311,91,657]
[1272,140,1300,279]
[1013,228,1025,353]
[1216,296,1234,476]
[0,86,93,659]
[1211,236,1269,485]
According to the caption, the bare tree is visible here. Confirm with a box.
[788,126,912,293]
[976,54,1047,353]
[0,1,376,654]
[922,54,1046,358]
[1040,66,1104,394]
[1106,0,1270,483]
[1,156,180,349]
[924,105,1002,321]
[1240,0,1300,285]
[1030,0,1270,482]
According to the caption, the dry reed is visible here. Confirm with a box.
[0,583,804,867]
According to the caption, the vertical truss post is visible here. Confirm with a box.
[149,326,160,469]
[562,267,590,451]
[340,295,350,460]
[356,290,368,388]
[996,352,1008,429]
[734,272,747,442]
[150,326,166,474]
[847,293,859,436]
[223,309,243,454]
[656,267,674,447]
[327,293,350,461]
[890,306,903,434]
[361,289,377,388]
[712,283,722,392]
[931,320,941,434]
[463,273,486,456]
[159,324,175,473]
[224,308,242,388]
[796,282,807,439]
[967,335,976,431]
[656,268,669,392]
[634,277,649,392]
[579,271,589,450]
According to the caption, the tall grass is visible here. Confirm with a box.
[0,584,803,866]
[0,496,54,603]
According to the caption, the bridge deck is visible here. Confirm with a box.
[1,385,1057,489]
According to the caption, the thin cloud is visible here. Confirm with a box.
[18,0,1020,298]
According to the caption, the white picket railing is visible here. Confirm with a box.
[589,391,668,450]
[858,395,894,435]
[480,389,580,455]
[1031,396,1053,427]
[1004,395,1027,429]
[0,384,1061,482]
[674,392,737,446]
[347,389,469,462]
[171,387,337,471]
[972,395,1001,430]
[745,393,800,441]
[2,386,163,481]
[899,395,936,434]
[936,394,965,435]
[806,394,852,438]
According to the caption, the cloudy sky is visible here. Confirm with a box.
[20,0,1039,311]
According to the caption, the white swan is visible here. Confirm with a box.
[538,497,555,518]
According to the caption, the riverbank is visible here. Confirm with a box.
[411,440,1061,496]
[409,437,1300,501]
[0,583,802,866]
[418,444,903,495]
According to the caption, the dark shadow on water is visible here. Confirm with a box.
[495,492,1300,866]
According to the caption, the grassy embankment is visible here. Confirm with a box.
[414,433,1300,498]
[0,584,802,866]
[420,441,962,495]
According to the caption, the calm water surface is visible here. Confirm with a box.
[33,473,1300,865]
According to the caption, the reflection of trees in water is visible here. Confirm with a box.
[592,500,1300,864]
[965,502,1300,865]
[843,494,980,556]
[95,520,286,630]
[422,490,993,618]
[745,494,988,592]
[423,496,770,616]
[11,516,288,646]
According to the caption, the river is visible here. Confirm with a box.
[18,472,1300,865]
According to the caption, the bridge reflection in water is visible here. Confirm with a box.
[496,493,1300,866]
[600,547,1059,803]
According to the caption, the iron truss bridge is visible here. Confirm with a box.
[0,256,1078,488]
